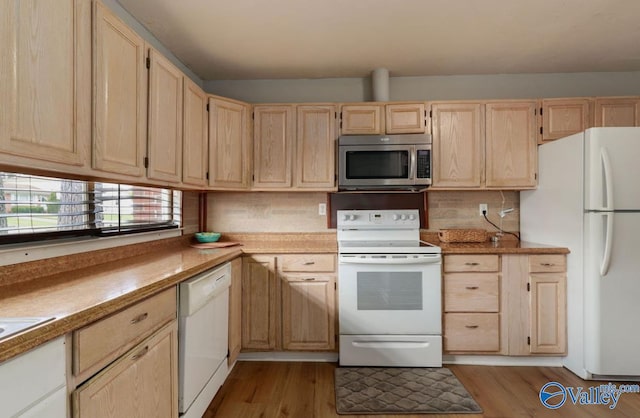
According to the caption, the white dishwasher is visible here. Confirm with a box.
[179,262,231,418]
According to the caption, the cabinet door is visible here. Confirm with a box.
[295,105,336,190]
[485,101,537,188]
[594,98,640,127]
[340,105,384,135]
[386,103,426,134]
[182,78,208,187]
[541,98,591,142]
[431,103,484,188]
[228,257,242,365]
[242,256,278,350]
[253,105,294,189]
[0,0,90,168]
[529,273,566,354]
[92,1,146,177]
[209,98,251,189]
[147,49,183,183]
[281,274,336,351]
[0,337,66,418]
[73,321,178,418]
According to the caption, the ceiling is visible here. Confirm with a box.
[117,0,640,81]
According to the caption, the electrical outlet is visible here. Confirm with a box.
[318,203,326,216]
[479,203,488,216]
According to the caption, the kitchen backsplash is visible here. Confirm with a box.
[204,191,519,234]
[182,191,200,234]
[429,191,519,232]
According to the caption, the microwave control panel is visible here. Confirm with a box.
[416,149,431,179]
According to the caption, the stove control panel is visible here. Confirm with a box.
[337,209,420,229]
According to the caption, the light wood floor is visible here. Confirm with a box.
[204,361,640,418]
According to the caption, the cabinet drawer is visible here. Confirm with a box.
[444,255,499,272]
[73,321,178,417]
[279,254,335,272]
[444,274,499,312]
[73,287,176,380]
[444,313,500,352]
[529,255,566,273]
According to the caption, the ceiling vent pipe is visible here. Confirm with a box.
[371,68,389,102]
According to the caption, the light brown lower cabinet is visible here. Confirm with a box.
[72,320,178,418]
[502,254,567,355]
[242,255,278,350]
[282,273,335,350]
[241,254,337,352]
[71,288,178,417]
[443,253,567,356]
[228,257,243,364]
[444,313,500,352]
[443,255,501,353]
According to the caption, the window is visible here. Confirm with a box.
[0,173,181,243]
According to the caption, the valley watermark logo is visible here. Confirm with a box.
[540,381,640,410]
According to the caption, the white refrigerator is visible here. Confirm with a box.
[521,127,640,380]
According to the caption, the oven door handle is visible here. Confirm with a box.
[339,255,441,265]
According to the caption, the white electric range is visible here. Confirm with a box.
[337,209,442,367]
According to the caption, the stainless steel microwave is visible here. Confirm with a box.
[338,134,432,190]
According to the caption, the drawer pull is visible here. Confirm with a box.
[465,325,479,329]
[540,263,555,267]
[302,277,316,281]
[303,261,316,265]
[131,345,149,361]
[465,262,480,266]
[130,312,148,324]
[465,286,479,290]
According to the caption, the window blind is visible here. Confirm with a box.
[0,173,181,242]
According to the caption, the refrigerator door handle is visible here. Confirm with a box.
[600,212,614,277]
[601,148,614,211]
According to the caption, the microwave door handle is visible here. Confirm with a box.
[409,148,416,180]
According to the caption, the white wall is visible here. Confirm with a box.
[204,71,640,103]
[104,0,203,87]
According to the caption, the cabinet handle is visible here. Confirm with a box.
[465,286,479,290]
[130,312,148,324]
[131,345,149,361]
[465,325,479,329]
[303,261,315,265]
[465,262,480,266]
[303,277,316,281]
[540,263,555,267]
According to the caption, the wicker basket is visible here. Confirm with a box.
[438,229,488,243]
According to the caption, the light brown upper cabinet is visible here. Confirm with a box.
[146,49,183,184]
[0,0,91,173]
[540,98,591,142]
[92,1,147,178]
[431,103,484,188]
[182,79,208,188]
[340,104,384,135]
[386,103,427,134]
[485,101,538,189]
[252,105,295,189]
[594,97,640,127]
[251,104,336,191]
[340,103,427,135]
[209,97,251,189]
[295,105,337,190]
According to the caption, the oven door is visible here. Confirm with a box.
[338,253,441,335]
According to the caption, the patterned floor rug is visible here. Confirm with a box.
[335,367,482,415]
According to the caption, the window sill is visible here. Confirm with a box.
[0,229,182,267]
